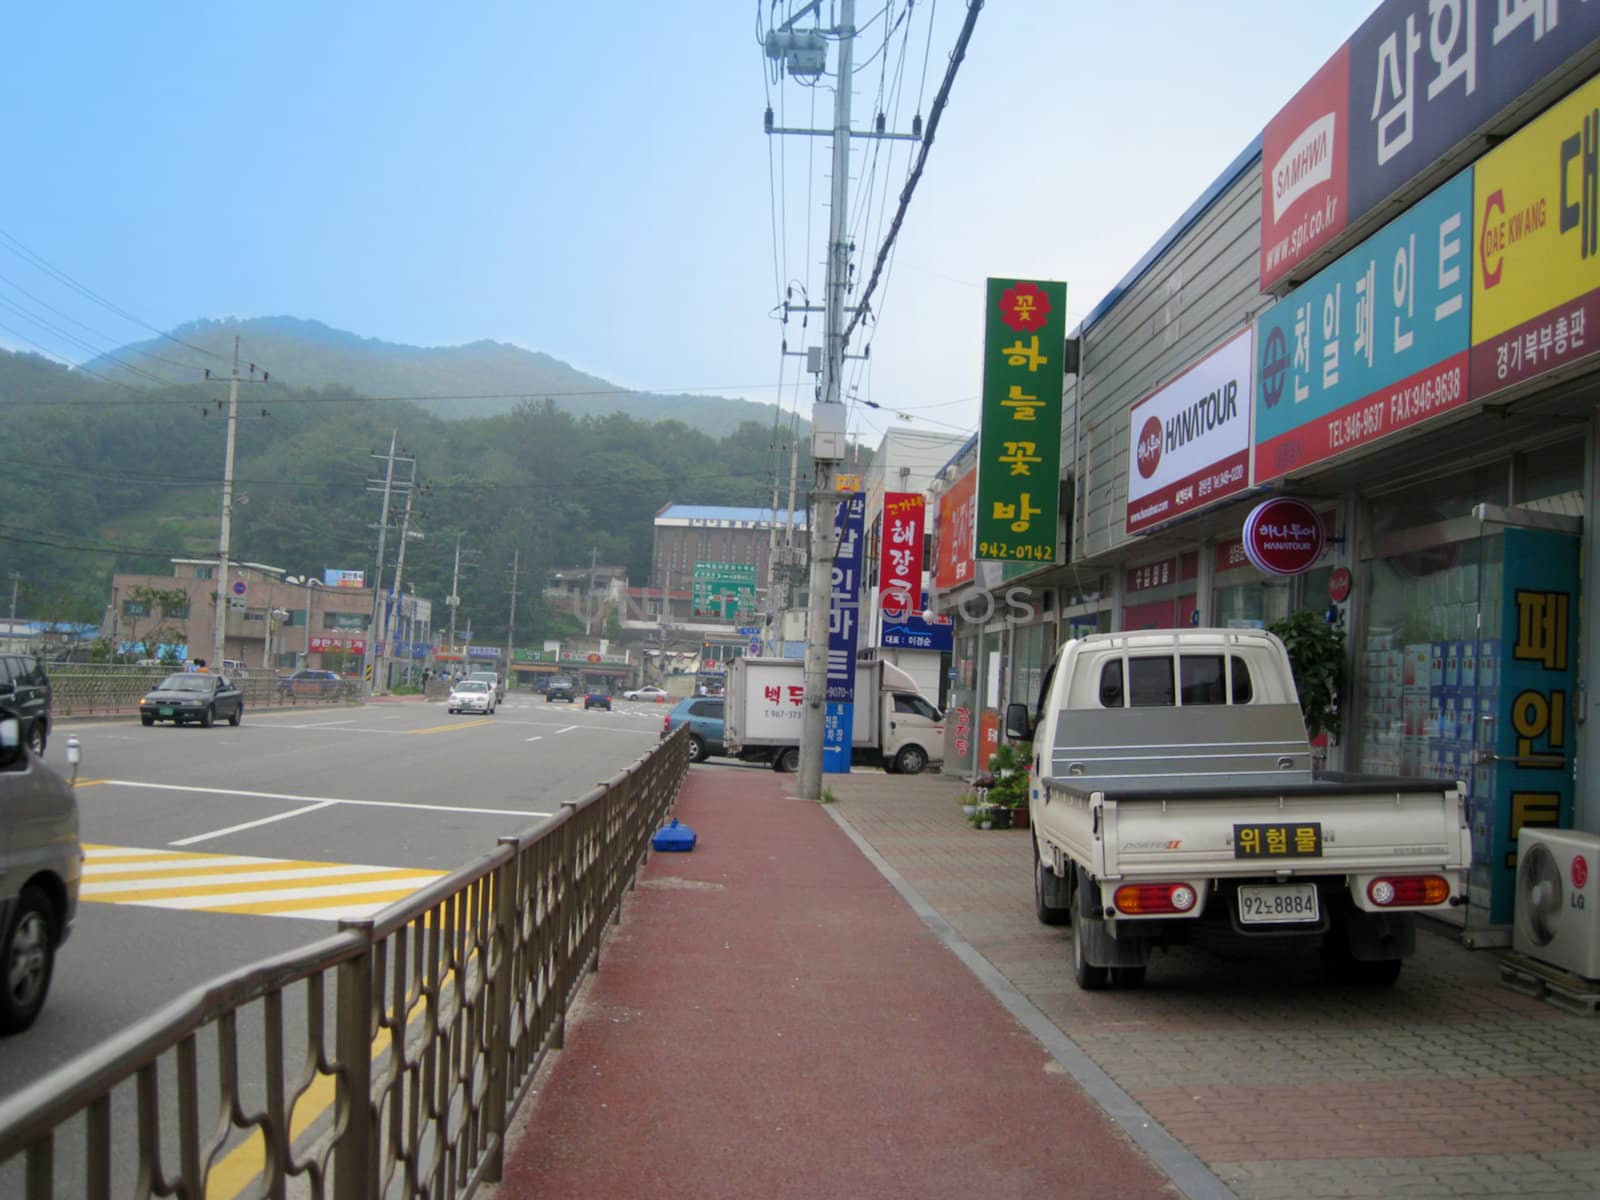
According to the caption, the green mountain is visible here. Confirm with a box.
[84,316,789,435]
[0,347,814,643]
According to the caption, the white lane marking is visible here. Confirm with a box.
[92,779,550,818]
[526,736,543,743]
[170,801,338,846]
[555,726,578,735]
[293,719,358,728]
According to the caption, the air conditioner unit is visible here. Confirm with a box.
[1513,828,1600,980]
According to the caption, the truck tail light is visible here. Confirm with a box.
[1114,883,1198,915]
[1367,875,1450,907]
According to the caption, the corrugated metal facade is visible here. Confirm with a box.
[1072,158,1265,563]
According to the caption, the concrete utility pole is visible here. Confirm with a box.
[7,572,19,625]
[378,480,421,690]
[504,549,520,668]
[208,337,267,671]
[360,432,414,693]
[798,0,855,800]
[585,546,599,635]
[447,534,463,653]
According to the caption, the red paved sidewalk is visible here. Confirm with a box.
[495,765,1174,1200]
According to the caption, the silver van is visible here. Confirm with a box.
[0,707,82,1034]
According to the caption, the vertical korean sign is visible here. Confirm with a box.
[879,493,925,620]
[824,492,867,773]
[976,278,1066,564]
[1479,528,1580,925]
[934,468,977,589]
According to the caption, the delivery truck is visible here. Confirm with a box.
[725,656,944,774]
[1009,628,1470,990]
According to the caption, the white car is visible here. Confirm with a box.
[623,686,669,702]
[448,680,495,714]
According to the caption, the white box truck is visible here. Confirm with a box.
[724,657,944,774]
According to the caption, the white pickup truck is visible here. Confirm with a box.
[1007,628,1469,990]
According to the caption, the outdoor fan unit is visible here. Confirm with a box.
[1513,828,1600,980]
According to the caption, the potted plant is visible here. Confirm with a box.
[986,740,1032,827]
[1267,609,1346,744]
[957,791,983,818]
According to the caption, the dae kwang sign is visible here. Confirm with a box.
[1243,497,1326,577]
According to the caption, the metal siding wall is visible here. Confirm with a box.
[1075,161,1265,562]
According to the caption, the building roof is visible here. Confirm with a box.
[655,504,806,526]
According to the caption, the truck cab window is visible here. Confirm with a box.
[1098,661,1123,707]
[1128,657,1175,707]
[893,694,939,720]
[1179,655,1226,705]
[1230,656,1254,704]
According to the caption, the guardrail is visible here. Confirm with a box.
[0,728,690,1199]
[47,668,360,715]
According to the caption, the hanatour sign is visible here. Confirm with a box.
[976,278,1066,564]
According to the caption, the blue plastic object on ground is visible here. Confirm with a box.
[651,818,696,852]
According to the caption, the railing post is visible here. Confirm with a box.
[334,919,376,1200]
[483,842,519,1183]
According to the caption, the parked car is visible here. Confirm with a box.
[0,653,51,755]
[584,691,612,711]
[468,670,505,702]
[277,669,341,698]
[625,685,669,702]
[545,675,577,703]
[140,673,245,727]
[661,697,725,763]
[0,706,82,1034]
[448,679,496,714]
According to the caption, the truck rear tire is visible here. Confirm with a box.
[1034,853,1071,926]
[773,747,800,773]
[1073,922,1109,990]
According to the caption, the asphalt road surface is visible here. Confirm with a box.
[2,692,666,1101]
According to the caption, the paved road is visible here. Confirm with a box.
[2,693,666,1097]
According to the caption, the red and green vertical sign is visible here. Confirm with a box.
[977,278,1066,563]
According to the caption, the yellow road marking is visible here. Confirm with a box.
[409,717,495,735]
[73,779,108,787]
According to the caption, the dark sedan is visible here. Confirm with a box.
[140,673,244,728]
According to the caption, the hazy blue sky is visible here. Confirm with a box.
[5,2,1376,447]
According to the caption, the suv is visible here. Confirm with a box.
[661,697,725,763]
[0,706,81,1033]
[0,654,51,755]
[545,675,577,703]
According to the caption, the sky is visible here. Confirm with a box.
[4,1,1379,450]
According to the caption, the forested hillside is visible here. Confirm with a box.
[84,316,788,432]
[0,348,814,643]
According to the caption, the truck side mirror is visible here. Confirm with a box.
[1003,702,1032,742]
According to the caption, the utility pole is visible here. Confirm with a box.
[585,546,599,636]
[378,480,420,691]
[7,572,19,625]
[207,337,268,671]
[447,535,463,654]
[504,549,521,670]
[360,433,415,694]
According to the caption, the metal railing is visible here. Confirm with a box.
[0,729,689,1198]
[46,667,359,716]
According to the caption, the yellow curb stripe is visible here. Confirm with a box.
[201,888,440,915]
[82,870,442,903]
[409,717,495,735]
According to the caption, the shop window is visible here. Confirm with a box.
[1368,464,1509,537]
[194,565,213,580]
[1514,438,1584,506]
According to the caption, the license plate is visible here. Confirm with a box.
[1238,884,1320,925]
[158,706,174,716]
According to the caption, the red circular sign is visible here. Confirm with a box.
[1575,854,1590,891]
[1243,497,1326,577]
[1135,416,1163,480]
[882,590,910,619]
[1328,566,1352,603]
